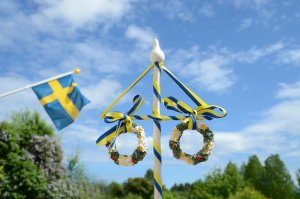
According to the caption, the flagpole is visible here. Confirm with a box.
[0,68,80,99]
[151,39,165,199]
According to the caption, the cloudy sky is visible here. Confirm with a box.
[1,0,300,187]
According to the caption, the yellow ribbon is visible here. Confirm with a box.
[163,96,227,129]
[96,95,144,148]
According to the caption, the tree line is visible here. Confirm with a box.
[0,111,299,198]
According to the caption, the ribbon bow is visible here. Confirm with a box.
[162,96,227,130]
[96,95,144,148]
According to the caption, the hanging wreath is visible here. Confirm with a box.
[106,123,148,166]
[169,122,214,165]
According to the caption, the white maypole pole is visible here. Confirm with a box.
[150,39,165,199]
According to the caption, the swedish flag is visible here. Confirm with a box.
[32,75,90,130]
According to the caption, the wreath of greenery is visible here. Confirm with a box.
[169,122,214,165]
[106,123,148,166]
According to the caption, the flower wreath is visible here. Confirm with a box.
[106,123,148,166]
[169,122,214,165]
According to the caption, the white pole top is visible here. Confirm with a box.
[150,39,165,63]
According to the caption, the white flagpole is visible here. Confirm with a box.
[0,68,80,99]
[150,39,165,199]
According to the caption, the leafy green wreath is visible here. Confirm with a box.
[169,122,214,165]
[106,123,148,166]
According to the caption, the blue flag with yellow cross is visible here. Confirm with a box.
[32,75,90,130]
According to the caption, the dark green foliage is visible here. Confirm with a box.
[223,162,244,196]
[190,169,224,199]
[108,181,125,198]
[144,169,154,183]
[297,169,300,188]
[123,177,153,199]
[261,154,296,199]
[296,169,300,198]
[0,111,77,198]
[243,155,264,191]
[1,152,48,198]
[188,162,244,199]
[228,186,268,199]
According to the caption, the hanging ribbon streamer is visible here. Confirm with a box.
[96,95,144,147]
[100,63,154,119]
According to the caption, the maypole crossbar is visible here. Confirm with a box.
[96,39,227,199]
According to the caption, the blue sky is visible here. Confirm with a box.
[1,0,300,188]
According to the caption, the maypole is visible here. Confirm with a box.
[96,38,227,199]
[150,39,165,199]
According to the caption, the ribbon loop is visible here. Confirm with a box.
[162,96,227,129]
[97,95,144,148]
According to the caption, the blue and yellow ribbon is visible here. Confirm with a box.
[96,95,144,147]
[162,96,197,129]
[162,96,227,129]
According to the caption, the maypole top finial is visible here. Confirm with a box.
[150,39,165,63]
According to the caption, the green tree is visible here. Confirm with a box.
[123,177,153,199]
[222,161,245,197]
[0,111,77,198]
[261,154,295,199]
[296,169,300,198]
[297,169,300,188]
[163,189,185,199]
[190,169,224,199]
[0,165,4,193]
[190,163,244,199]
[144,169,154,183]
[123,193,143,199]
[66,149,86,183]
[243,155,264,191]
[108,181,125,198]
[228,186,268,199]
[0,111,51,198]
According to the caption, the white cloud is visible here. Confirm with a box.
[167,46,234,93]
[277,82,300,99]
[167,41,286,93]
[199,3,215,17]
[0,75,53,124]
[60,41,131,74]
[237,18,253,31]
[82,79,122,110]
[125,25,156,49]
[183,56,234,92]
[35,0,132,28]
[63,124,102,143]
[155,1,196,22]
[229,0,269,10]
[233,42,285,63]
[215,80,300,155]
[0,76,38,113]
[278,49,300,65]
[157,1,215,22]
